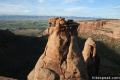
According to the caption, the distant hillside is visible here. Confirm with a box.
[0,15,50,21]
[0,15,100,21]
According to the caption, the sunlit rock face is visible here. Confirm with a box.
[82,38,100,78]
[28,17,89,80]
[77,20,107,33]
[77,20,120,39]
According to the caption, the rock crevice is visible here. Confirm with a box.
[28,17,99,80]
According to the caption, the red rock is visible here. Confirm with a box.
[28,17,89,80]
[78,20,120,39]
[82,38,100,78]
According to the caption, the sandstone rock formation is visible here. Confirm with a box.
[78,20,107,33]
[0,76,17,80]
[28,17,89,80]
[82,38,96,62]
[82,38,100,78]
[77,20,120,39]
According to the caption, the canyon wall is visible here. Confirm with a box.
[77,20,120,39]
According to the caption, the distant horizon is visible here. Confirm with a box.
[0,15,120,20]
[0,0,120,19]
[0,14,101,18]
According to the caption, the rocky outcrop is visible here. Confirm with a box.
[82,38,96,62]
[0,76,17,80]
[28,17,89,80]
[78,20,107,33]
[77,20,120,39]
[82,38,100,78]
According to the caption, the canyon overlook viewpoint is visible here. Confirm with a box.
[0,17,120,80]
[28,17,100,80]
[0,0,120,79]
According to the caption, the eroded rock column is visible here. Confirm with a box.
[28,17,88,80]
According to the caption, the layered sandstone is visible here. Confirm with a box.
[28,17,89,80]
[77,20,120,39]
[78,20,107,33]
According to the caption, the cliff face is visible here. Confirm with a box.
[77,20,120,39]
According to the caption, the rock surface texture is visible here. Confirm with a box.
[82,38,100,79]
[28,17,89,80]
[0,76,17,80]
[77,20,120,39]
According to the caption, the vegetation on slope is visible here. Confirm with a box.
[0,20,48,30]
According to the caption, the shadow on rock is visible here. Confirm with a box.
[0,29,47,80]
[78,37,120,77]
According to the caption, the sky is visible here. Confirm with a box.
[0,0,120,18]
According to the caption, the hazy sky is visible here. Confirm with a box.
[0,0,120,18]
